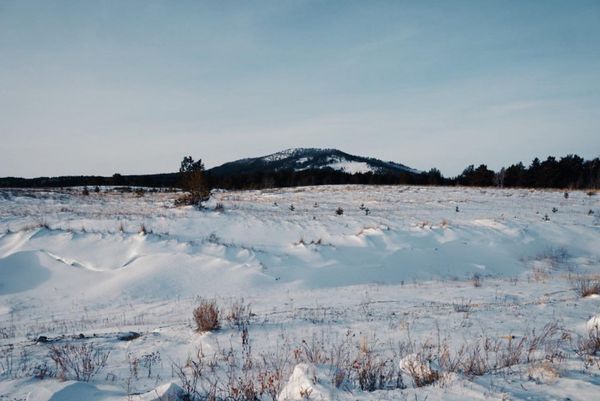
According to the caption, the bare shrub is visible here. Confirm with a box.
[194,299,220,332]
[214,202,225,212]
[353,348,403,391]
[0,345,15,378]
[335,207,344,216]
[173,349,209,401]
[141,351,161,378]
[456,342,488,377]
[226,298,252,330]
[573,275,600,297]
[471,272,482,287]
[452,298,472,313]
[296,335,328,364]
[496,336,526,368]
[49,342,110,381]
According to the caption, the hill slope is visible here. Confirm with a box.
[208,148,419,176]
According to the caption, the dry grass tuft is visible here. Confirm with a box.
[573,275,600,297]
[193,299,220,332]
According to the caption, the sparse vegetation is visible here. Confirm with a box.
[49,342,110,382]
[452,298,473,313]
[226,298,252,330]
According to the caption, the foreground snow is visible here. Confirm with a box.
[0,185,599,400]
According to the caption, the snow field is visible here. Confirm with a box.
[0,185,599,400]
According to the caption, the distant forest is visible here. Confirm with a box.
[1,154,598,190]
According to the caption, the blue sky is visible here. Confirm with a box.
[1,0,599,177]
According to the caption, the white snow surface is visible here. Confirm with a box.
[325,160,374,174]
[0,185,599,400]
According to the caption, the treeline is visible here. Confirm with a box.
[0,173,179,189]
[455,155,600,189]
[206,169,439,189]
[0,154,598,190]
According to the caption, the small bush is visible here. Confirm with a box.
[452,298,472,313]
[573,276,600,297]
[552,207,558,213]
[336,207,344,216]
[193,299,220,332]
[226,298,252,330]
[289,204,295,212]
[82,187,90,196]
[214,202,225,212]
[175,191,209,207]
[472,273,482,288]
[49,342,110,381]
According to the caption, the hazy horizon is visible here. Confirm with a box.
[2,1,599,178]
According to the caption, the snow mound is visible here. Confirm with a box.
[399,354,437,386]
[138,382,185,401]
[586,314,600,332]
[0,251,51,295]
[278,363,345,401]
[527,362,559,384]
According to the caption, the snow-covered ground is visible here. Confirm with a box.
[0,185,599,401]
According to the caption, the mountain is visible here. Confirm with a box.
[208,148,419,177]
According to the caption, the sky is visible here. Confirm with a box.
[1,0,599,178]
